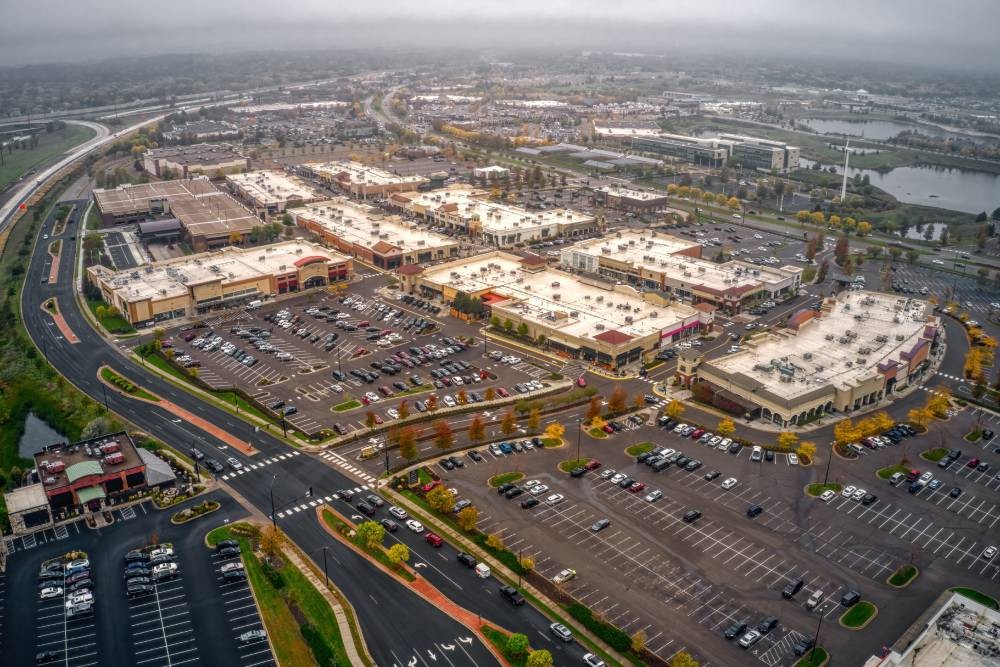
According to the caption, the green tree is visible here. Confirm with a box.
[503,319,514,332]
[456,506,479,531]
[386,542,409,567]
[355,520,385,550]
[526,649,554,667]
[506,633,530,657]
[906,249,919,264]
[889,246,902,262]
[631,629,648,653]
[426,485,456,513]
[516,322,529,337]
[670,652,701,667]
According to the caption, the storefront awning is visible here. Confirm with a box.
[76,486,106,504]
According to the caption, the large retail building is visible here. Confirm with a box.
[303,161,428,198]
[682,291,939,426]
[560,230,802,314]
[397,250,712,370]
[391,186,599,247]
[87,240,352,327]
[291,198,460,269]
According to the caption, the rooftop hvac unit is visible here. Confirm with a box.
[595,323,605,330]
[596,295,604,302]
[625,316,633,323]
[698,267,706,272]
[845,361,853,367]
[553,294,561,300]
[896,334,906,341]
[825,334,835,340]
[104,452,125,466]
[803,352,813,360]
[551,281,560,287]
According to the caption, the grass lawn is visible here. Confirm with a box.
[840,601,876,628]
[206,524,350,667]
[332,399,361,412]
[806,483,842,497]
[481,626,528,667]
[87,298,136,334]
[921,448,949,462]
[417,468,432,485]
[320,509,415,582]
[558,458,590,473]
[488,471,524,488]
[877,464,910,480]
[794,647,829,667]
[964,431,982,442]
[625,442,654,456]
[949,587,999,609]
[888,565,919,587]
[541,437,562,448]
[0,125,96,192]
[587,427,608,439]
[100,367,159,402]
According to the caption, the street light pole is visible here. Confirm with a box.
[576,418,582,464]
[822,442,835,485]
[322,546,329,588]
[268,474,279,529]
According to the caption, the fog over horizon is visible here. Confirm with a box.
[2,0,999,71]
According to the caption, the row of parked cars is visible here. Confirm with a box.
[122,544,180,599]
[37,556,95,619]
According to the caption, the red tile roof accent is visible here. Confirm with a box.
[593,329,634,345]
[693,302,716,313]
[519,254,547,266]
[396,264,425,276]
[371,240,400,255]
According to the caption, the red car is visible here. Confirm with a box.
[373,414,384,425]
[421,480,442,493]
[602,424,615,434]
[577,376,587,387]
[968,458,981,468]
[424,532,443,547]
[628,481,646,493]
[496,387,510,398]
[690,428,705,439]
[361,396,372,405]
[585,459,602,470]
[353,348,368,357]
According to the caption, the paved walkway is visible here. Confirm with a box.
[48,302,79,344]
[156,396,259,455]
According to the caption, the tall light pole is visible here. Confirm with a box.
[268,473,279,529]
[322,546,329,588]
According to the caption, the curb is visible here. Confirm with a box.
[838,602,879,631]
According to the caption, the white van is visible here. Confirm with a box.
[474,563,491,579]
[247,299,263,310]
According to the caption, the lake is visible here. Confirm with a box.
[799,159,1000,214]
[18,412,65,458]
[798,118,978,142]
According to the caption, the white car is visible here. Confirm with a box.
[599,468,616,480]
[65,591,93,608]
[919,471,934,485]
[982,545,998,561]
[405,519,424,533]
[738,630,762,648]
[841,485,856,498]
[610,473,626,484]
[389,506,408,520]
[386,408,400,419]
[523,479,540,488]
[545,494,565,506]
[788,453,799,466]
[851,488,866,501]
[932,259,944,265]
[148,547,172,559]
[364,392,379,402]
[718,438,732,451]
[39,586,63,600]
[721,477,738,490]
[153,562,178,577]
[221,561,245,574]
[529,484,549,496]
[442,396,456,407]
[819,490,836,502]
[553,568,577,584]
[645,490,663,502]
[673,423,688,433]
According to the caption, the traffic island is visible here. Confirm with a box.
[877,464,910,480]
[887,564,920,588]
[99,365,161,402]
[839,601,878,630]
[170,499,220,524]
[587,427,609,439]
[794,646,830,667]
[540,437,564,448]
[488,472,524,488]
[625,442,654,457]
[805,483,842,498]
[558,459,590,474]
[921,447,949,462]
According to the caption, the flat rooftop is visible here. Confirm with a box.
[293,198,456,254]
[566,231,799,292]
[595,185,670,202]
[92,240,348,303]
[422,253,701,342]
[227,170,317,206]
[230,101,349,113]
[880,593,1000,666]
[306,161,428,187]
[34,433,142,491]
[401,187,595,233]
[144,143,245,166]
[707,291,933,399]
[594,126,663,137]
[94,178,259,238]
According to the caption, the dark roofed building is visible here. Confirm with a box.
[137,218,183,241]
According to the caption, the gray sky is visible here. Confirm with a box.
[2,0,998,69]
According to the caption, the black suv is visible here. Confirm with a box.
[782,578,804,599]
[724,620,747,640]
[456,552,477,568]
[499,585,525,606]
[757,616,779,635]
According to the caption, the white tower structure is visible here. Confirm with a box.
[840,138,851,201]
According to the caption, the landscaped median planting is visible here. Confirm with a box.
[332,399,361,412]
[320,507,416,582]
[488,471,524,488]
[805,483,842,497]
[170,499,219,524]
[794,646,830,667]
[99,366,160,402]
[877,464,910,480]
[921,447,949,462]
[887,564,919,588]
[625,442,654,457]
[839,601,878,629]
[558,459,590,473]
[206,523,358,667]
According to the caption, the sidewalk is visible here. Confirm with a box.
[386,488,632,667]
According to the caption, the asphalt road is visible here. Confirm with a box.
[16,197,595,666]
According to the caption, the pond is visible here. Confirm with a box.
[799,159,1000,214]
[17,412,65,458]
[797,118,984,142]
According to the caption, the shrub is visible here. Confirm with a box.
[566,603,630,652]
[260,559,286,590]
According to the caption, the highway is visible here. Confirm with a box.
[14,191,597,664]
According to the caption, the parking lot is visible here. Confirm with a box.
[154,280,557,438]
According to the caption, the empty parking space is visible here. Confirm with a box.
[125,568,200,667]
[208,550,275,667]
